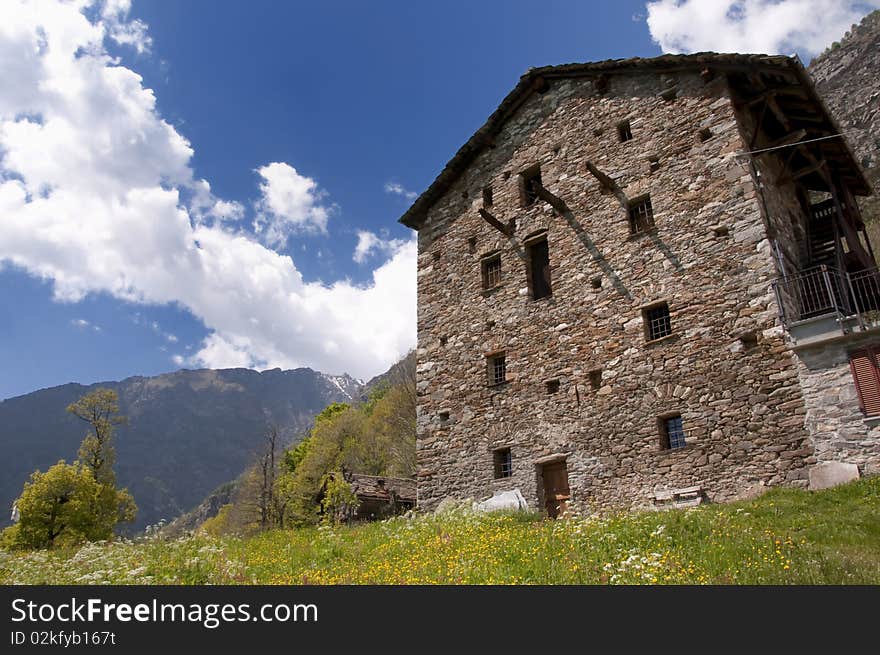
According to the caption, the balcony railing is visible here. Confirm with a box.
[772,266,880,331]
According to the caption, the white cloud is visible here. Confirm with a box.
[353,230,411,264]
[101,0,152,54]
[0,0,416,381]
[71,318,101,332]
[171,354,185,366]
[384,181,418,200]
[253,162,332,246]
[645,0,880,58]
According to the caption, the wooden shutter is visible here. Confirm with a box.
[849,349,880,416]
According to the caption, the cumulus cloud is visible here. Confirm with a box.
[353,231,412,264]
[384,181,418,200]
[253,162,332,246]
[645,0,880,58]
[0,0,416,380]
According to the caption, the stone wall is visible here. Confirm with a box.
[414,68,815,514]
[794,337,880,476]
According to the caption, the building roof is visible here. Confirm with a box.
[343,472,416,503]
[399,52,871,230]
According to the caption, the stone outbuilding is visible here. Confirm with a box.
[399,53,877,516]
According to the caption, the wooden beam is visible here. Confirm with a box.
[788,159,827,182]
[766,95,791,131]
[534,184,568,215]
[585,161,618,193]
[754,129,807,154]
[478,208,513,237]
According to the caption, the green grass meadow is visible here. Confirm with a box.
[2,477,879,585]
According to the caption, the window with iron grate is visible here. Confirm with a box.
[643,302,672,341]
[660,414,686,450]
[487,353,507,386]
[850,348,880,417]
[493,448,512,479]
[617,120,633,142]
[481,254,502,289]
[628,195,655,234]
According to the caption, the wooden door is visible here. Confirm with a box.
[542,461,570,518]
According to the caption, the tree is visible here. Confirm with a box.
[4,461,134,549]
[2,388,137,549]
[66,387,127,485]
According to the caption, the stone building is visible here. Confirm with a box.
[399,53,878,516]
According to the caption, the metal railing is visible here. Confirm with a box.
[773,266,880,329]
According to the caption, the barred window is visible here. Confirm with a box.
[482,255,502,289]
[660,415,686,450]
[493,448,512,479]
[628,195,655,234]
[487,353,506,386]
[644,302,672,341]
[617,120,633,142]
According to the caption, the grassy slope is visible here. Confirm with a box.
[2,477,879,585]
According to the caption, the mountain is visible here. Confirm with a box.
[809,10,880,241]
[0,367,362,531]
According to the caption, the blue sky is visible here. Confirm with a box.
[0,0,876,399]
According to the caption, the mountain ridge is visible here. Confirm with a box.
[0,366,365,531]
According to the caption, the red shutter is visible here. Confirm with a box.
[850,349,880,416]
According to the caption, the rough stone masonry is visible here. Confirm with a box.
[400,54,876,515]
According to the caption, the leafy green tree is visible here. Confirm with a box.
[2,388,137,549]
[320,474,358,524]
[4,461,135,549]
[66,388,127,485]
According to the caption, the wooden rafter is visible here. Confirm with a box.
[478,208,514,237]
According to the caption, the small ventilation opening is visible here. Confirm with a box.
[468,236,477,253]
[545,379,560,394]
[438,411,450,423]
[588,369,602,390]
[617,120,633,142]
[739,331,758,349]
[648,155,660,172]
[482,186,493,207]
[591,276,602,289]
[485,319,496,330]
[698,127,713,142]
[713,225,730,238]
[433,251,441,261]
[439,335,448,346]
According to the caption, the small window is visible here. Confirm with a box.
[591,276,602,289]
[438,411,450,423]
[644,303,672,341]
[850,348,880,416]
[468,236,477,253]
[545,379,560,394]
[521,166,542,206]
[493,448,512,479]
[660,415,686,450]
[617,120,633,142]
[526,237,552,300]
[481,255,502,289]
[628,195,655,235]
[698,127,713,142]
[487,353,507,386]
[588,369,602,390]
[482,186,493,207]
